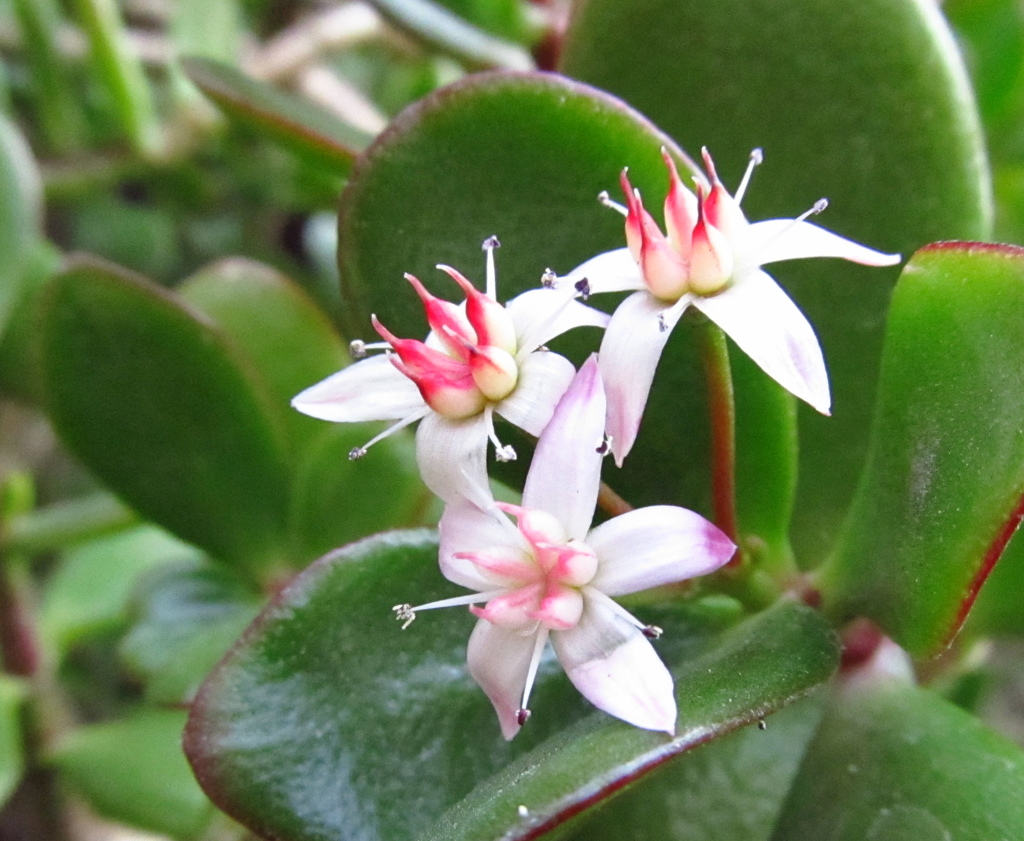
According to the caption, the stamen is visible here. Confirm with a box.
[598,190,629,217]
[517,805,530,819]
[349,408,430,460]
[758,719,767,731]
[396,589,507,623]
[541,268,557,288]
[656,294,692,336]
[734,147,764,205]
[518,628,550,724]
[485,406,517,462]
[574,278,591,301]
[516,285,583,355]
[750,198,830,264]
[657,314,668,333]
[349,339,391,359]
[482,235,500,299]
[642,625,663,639]
[392,604,416,629]
[596,435,612,455]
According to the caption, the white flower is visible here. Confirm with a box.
[560,148,901,465]
[393,356,736,738]
[291,237,608,502]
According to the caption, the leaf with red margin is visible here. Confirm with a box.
[184,530,838,841]
[821,243,1024,657]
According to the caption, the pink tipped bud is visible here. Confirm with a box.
[437,265,518,355]
[700,148,748,241]
[468,345,519,401]
[404,273,475,357]
[550,543,598,587]
[661,149,699,256]
[620,169,645,262]
[531,584,584,631]
[392,356,485,419]
[689,198,734,295]
[640,226,689,301]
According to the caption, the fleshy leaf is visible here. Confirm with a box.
[0,676,26,809]
[185,530,838,841]
[120,560,262,705]
[40,525,202,654]
[183,57,372,175]
[39,257,292,576]
[770,678,1024,840]
[49,710,214,840]
[560,0,991,560]
[336,71,798,557]
[822,244,1024,656]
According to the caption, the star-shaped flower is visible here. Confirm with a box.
[560,148,901,465]
[393,356,736,738]
[292,237,609,502]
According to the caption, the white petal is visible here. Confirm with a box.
[496,351,575,437]
[742,219,901,270]
[438,500,527,590]
[588,505,736,596]
[506,288,610,355]
[522,355,604,541]
[693,270,831,415]
[415,412,489,504]
[598,291,683,466]
[291,354,424,421]
[562,247,646,294]
[552,590,676,734]
[467,620,546,740]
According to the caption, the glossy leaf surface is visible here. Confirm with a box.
[0,676,25,809]
[183,57,371,175]
[40,258,292,575]
[50,710,213,840]
[823,244,1024,656]
[771,679,1024,840]
[337,71,798,557]
[40,525,202,654]
[185,530,838,841]
[560,0,991,560]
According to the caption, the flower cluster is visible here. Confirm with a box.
[294,147,899,738]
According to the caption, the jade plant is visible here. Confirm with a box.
[2,1,1024,840]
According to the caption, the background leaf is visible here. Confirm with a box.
[822,244,1024,656]
[559,0,991,562]
[185,530,838,841]
[0,676,25,809]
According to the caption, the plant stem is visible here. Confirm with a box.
[699,320,738,549]
[597,481,633,517]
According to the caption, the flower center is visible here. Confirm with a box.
[463,505,598,632]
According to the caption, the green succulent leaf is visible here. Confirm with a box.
[560,0,991,561]
[0,676,26,809]
[120,560,262,704]
[336,71,798,560]
[50,709,214,840]
[183,57,372,175]
[39,257,292,576]
[184,530,838,841]
[40,525,202,654]
[770,677,1024,840]
[822,244,1024,656]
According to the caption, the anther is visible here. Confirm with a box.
[392,604,416,629]
[482,235,501,250]
[757,719,767,731]
[657,314,669,333]
[349,339,367,359]
[642,625,663,639]
[517,805,529,819]
[596,435,611,455]
[541,268,558,288]
[348,447,367,461]
[598,190,629,217]
[574,278,591,300]
[495,444,517,462]
[812,198,828,214]
[516,708,532,726]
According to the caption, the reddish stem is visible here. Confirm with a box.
[597,482,634,518]
[699,322,738,550]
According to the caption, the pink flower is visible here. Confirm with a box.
[393,357,736,738]
[560,148,901,465]
[292,237,608,502]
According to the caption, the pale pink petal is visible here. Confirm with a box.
[742,219,901,270]
[438,500,527,590]
[506,288,610,355]
[587,505,736,596]
[415,411,489,503]
[552,590,676,734]
[693,269,831,415]
[562,247,646,295]
[496,351,575,437]
[521,355,604,541]
[291,354,423,421]
[467,620,546,740]
[599,291,683,466]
